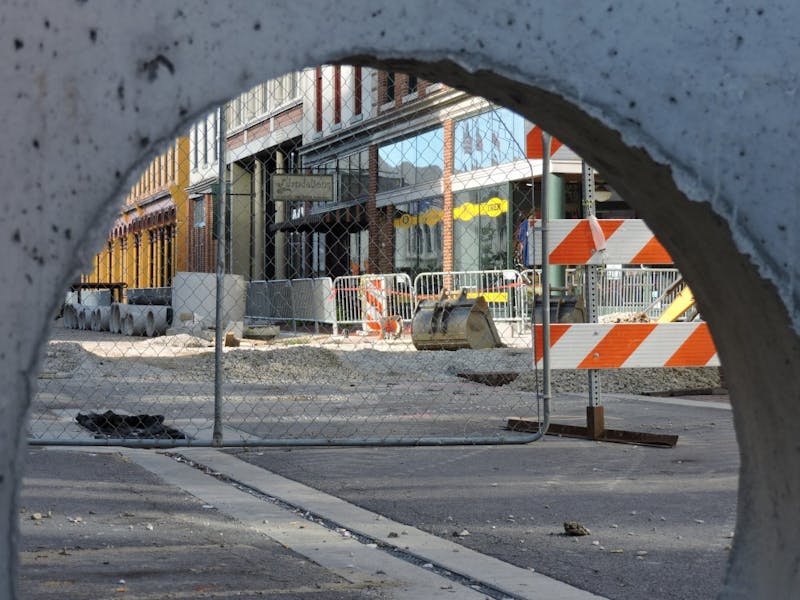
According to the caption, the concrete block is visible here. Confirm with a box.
[171,272,246,330]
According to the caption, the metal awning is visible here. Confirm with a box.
[269,201,367,232]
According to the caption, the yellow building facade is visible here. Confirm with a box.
[85,138,190,290]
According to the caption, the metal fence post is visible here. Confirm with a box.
[582,161,604,438]
[213,105,227,447]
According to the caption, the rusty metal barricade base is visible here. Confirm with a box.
[507,412,679,448]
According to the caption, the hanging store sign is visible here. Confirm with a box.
[271,174,334,202]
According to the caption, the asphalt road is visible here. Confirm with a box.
[227,392,738,600]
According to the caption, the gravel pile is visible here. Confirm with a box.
[41,337,721,394]
[40,342,89,377]
[171,346,355,384]
[510,367,721,395]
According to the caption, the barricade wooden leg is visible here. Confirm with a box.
[587,405,605,440]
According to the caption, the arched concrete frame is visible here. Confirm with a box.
[1,2,798,598]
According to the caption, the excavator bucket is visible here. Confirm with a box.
[411,289,504,350]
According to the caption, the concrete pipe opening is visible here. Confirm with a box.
[76,306,91,331]
[109,302,127,335]
[3,4,799,600]
[145,306,172,338]
[90,306,111,332]
[121,306,149,337]
[62,304,78,330]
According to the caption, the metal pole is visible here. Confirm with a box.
[541,132,552,412]
[582,161,604,437]
[213,106,227,447]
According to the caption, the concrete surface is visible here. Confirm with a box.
[172,272,246,329]
[1,2,799,599]
[20,392,736,600]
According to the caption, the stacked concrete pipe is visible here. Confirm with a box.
[109,302,125,334]
[121,305,150,336]
[90,306,111,332]
[145,306,172,337]
[76,306,92,330]
[62,303,79,329]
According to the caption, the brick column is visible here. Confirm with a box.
[442,118,454,273]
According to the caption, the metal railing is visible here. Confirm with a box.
[592,267,682,319]
[413,270,525,325]
[332,273,414,335]
[243,267,683,332]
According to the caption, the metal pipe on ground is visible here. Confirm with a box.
[121,305,149,336]
[90,306,111,332]
[145,306,172,337]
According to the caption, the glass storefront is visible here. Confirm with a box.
[453,108,527,175]
[453,184,511,271]
[378,128,444,193]
[393,196,443,276]
[309,148,369,207]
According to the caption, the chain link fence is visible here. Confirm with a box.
[32,65,686,447]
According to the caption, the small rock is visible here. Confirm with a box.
[564,521,591,536]
[388,532,399,538]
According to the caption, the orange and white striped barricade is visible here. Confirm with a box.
[360,275,387,334]
[532,322,718,369]
[533,219,673,265]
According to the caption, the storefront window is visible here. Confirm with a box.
[453,185,510,271]
[309,149,369,206]
[453,108,527,174]
[378,128,444,193]
[393,196,443,275]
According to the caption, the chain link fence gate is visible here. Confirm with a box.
[29,64,652,447]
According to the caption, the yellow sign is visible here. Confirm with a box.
[453,197,508,222]
[465,291,508,303]
[393,207,443,229]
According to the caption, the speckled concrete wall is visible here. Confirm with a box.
[0,2,797,598]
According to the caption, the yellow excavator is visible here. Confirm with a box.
[653,277,699,322]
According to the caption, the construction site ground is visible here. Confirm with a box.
[21,323,736,599]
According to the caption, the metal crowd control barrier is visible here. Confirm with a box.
[246,279,293,321]
[413,270,525,328]
[246,278,335,329]
[331,273,414,335]
[593,267,682,319]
